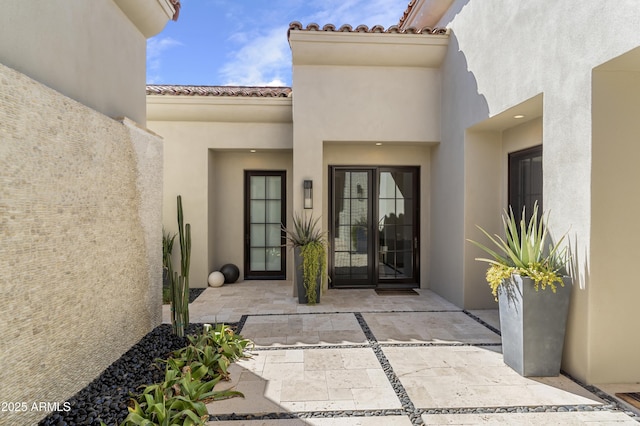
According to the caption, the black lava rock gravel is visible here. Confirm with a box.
[39,323,229,426]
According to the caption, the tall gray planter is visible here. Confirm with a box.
[498,275,572,377]
[294,247,321,304]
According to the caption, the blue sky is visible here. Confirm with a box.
[147,0,410,87]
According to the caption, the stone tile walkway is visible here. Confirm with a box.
[163,281,639,425]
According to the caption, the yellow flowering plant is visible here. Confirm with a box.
[468,202,569,300]
[283,213,328,305]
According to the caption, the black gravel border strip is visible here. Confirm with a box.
[210,409,408,422]
[209,404,636,422]
[420,404,616,415]
[235,314,249,334]
[379,342,502,348]
[354,312,424,425]
[560,369,620,408]
[249,343,370,351]
[189,287,206,303]
[208,403,639,423]
[559,370,640,420]
[243,309,464,317]
[462,309,501,335]
[249,342,501,351]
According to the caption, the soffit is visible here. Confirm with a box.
[146,94,292,123]
[114,0,179,38]
[399,0,456,29]
[595,46,640,71]
[469,94,543,132]
[288,22,449,68]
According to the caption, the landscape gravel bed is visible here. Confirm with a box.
[39,322,231,426]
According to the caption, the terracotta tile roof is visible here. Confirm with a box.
[146,85,293,97]
[287,20,446,37]
[398,0,418,29]
[170,0,181,21]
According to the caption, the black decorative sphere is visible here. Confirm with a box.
[220,263,240,283]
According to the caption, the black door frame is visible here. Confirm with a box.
[244,170,286,280]
[508,145,543,224]
[328,165,420,289]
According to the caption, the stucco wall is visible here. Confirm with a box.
[0,0,147,124]
[210,151,293,281]
[147,112,293,287]
[590,66,640,383]
[433,0,640,383]
[463,117,543,309]
[0,63,163,424]
[292,64,441,230]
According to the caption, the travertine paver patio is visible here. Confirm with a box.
[162,281,639,425]
[240,313,367,347]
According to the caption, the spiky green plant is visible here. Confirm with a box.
[468,202,569,300]
[163,229,177,304]
[123,325,249,426]
[171,195,191,337]
[283,213,328,305]
[162,228,176,271]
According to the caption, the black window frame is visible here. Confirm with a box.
[508,145,543,225]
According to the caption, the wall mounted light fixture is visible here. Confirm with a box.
[303,180,313,209]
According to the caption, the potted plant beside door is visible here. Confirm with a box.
[283,213,327,305]
[468,202,572,377]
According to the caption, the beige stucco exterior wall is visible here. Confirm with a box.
[0,63,163,424]
[291,63,441,243]
[428,0,640,383]
[464,117,543,308]
[0,0,153,124]
[210,151,293,281]
[590,65,640,384]
[147,98,293,287]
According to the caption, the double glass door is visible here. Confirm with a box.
[330,167,419,288]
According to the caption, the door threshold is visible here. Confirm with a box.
[375,288,419,296]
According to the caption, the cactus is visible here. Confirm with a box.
[171,195,191,337]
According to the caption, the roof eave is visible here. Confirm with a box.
[114,0,179,38]
[146,95,293,123]
[289,28,449,68]
[398,0,456,30]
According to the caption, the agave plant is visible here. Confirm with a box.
[283,213,328,305]
[122,324,250,426]
[468,202,569,299]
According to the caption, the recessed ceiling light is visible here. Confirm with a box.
[250,149,257,153]
[513,114,525,119]
[375,143,383,146]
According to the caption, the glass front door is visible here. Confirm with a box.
[244,171,286,279]
[377,169,417,284]
[331,169,374,285]
[330,167,419,288]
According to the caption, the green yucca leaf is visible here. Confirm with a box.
[467,201,570,299]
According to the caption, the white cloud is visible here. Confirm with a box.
[146,36,182,84]
[215,0,408,86]
[304,0,406,28]
[219,26,291,87]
